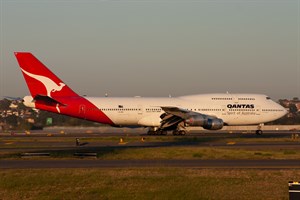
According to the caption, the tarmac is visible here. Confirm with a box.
[1,128,300,169]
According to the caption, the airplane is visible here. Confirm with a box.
[15,52,287,135]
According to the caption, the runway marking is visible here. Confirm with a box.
[118,138,128,145]
[118,142,128,145]
[4,142,14,145]
[227,142,236,145]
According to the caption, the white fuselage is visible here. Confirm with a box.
[85,93,287,127]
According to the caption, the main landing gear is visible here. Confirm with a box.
[147,127,188,136]
[147,130,168,135]
[172,122,187,135]
[172,130,187,136]
[147,127,168,135]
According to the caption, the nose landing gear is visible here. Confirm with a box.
[255,130,263,135]
[256,124,264,135]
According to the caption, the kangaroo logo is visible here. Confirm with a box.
[21,68,66,97]
[21,68,65,113]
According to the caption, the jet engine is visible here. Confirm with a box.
[202,118,223,130]
[185,115,206,126]
[185,116,223,130]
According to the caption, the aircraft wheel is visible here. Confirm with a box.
[160,131,168,135]
[173,130,179,136]
[173,130,186,135]
[255,130,263,135]
[179,130,187,135]
[147,131,155,135]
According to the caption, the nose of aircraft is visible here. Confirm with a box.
[282,107,288,116]
[278,104,288,118]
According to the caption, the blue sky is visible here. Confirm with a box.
[0,0,299,100]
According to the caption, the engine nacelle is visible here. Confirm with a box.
[185,115,206,126]
[185,116,223,130]
[203,118,224,130]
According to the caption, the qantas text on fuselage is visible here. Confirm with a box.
[227,104,255,109]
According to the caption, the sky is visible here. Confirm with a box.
[0,0,299,100]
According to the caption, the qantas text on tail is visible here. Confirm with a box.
[15,52,287,135]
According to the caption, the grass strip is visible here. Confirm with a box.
[0,168,297,200]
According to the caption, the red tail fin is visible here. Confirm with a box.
[15,52,78,98]
[15,52,114,125]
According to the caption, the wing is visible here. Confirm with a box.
[160,106,223,130]
[161,106,205,118]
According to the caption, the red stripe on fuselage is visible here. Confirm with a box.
[35,96,114,125]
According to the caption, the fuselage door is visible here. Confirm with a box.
[232,95,239,104]
[137,105,143,115]
[256,106,261,115]
[222,105,227,116]
[118,105,124,114]
[79,104,86,119]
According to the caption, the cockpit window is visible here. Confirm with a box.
[266,97,271,100]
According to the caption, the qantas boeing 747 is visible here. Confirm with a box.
[15,52,287,135]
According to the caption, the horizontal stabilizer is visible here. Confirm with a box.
[3,96,23,101]
[33,94,66,107]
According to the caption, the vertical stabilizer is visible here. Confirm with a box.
[14,52,114,125]
[15,52,78,98]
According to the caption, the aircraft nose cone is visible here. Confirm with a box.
[278,105,288,118]
[282,108,288,116]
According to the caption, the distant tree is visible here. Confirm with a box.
[268,114,300,125]
[5,115,19,128]
[289,104,298,114]
[17,101,27,110]
[0,99,11,110]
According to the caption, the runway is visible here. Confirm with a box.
[1,159,300,169]
[1,130,300,152]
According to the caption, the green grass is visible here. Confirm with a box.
[0,168,297,200]
[1,146,300,160]
[97,147,300,160]
[2,135,300,160]
[2,145,300,160]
